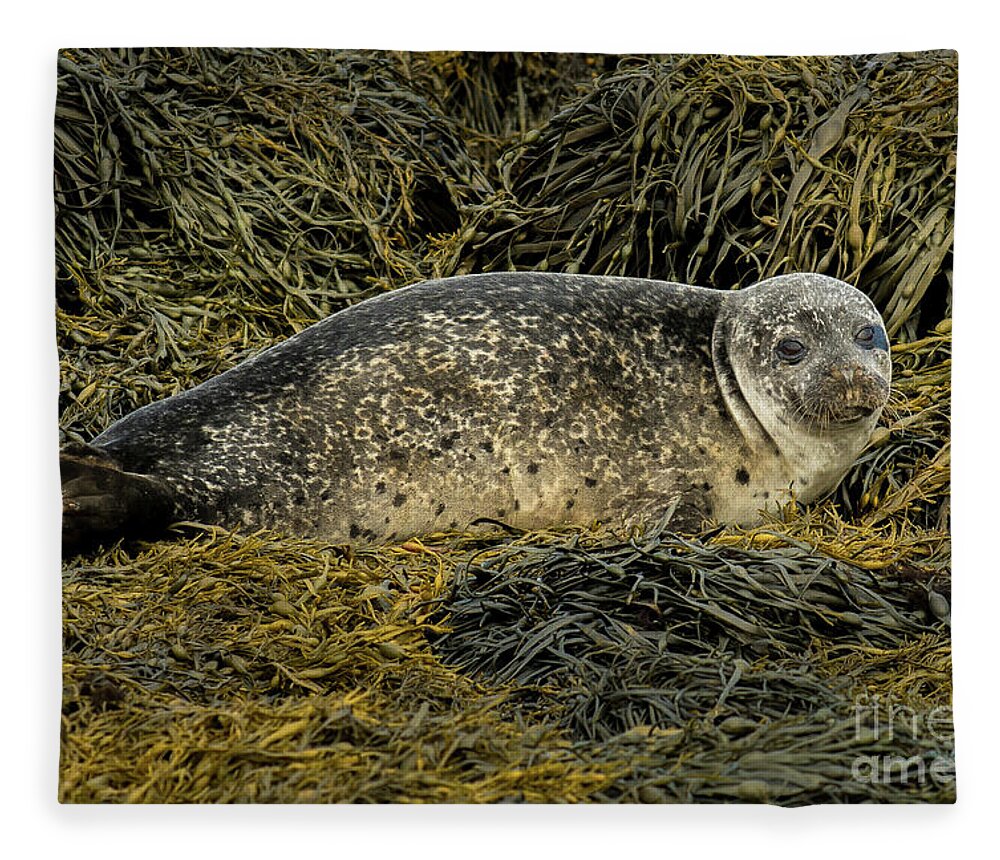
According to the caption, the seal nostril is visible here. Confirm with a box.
[830,365,865,384]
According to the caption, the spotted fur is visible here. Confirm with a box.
[65,272,890,549]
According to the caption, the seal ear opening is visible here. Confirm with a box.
[61,444,177,556]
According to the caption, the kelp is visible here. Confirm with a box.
[408,52,615,180]
[56,48,492,439]
[61,515,953,803]
[61,530,617,803]
[433,521,947,721]
[57,48,954,804]
[469,52,956,340]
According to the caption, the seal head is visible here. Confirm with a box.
[711,273,891,518]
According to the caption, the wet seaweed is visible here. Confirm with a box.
[469,52,956,340]
[56,48,493,439]
[408,52,616,181]
[434,525,944,729]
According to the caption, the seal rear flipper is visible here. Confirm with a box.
[60,445,178,556]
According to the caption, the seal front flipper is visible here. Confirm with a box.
[60,443,178,556]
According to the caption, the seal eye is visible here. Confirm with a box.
[855,324,887,351]
[775,338,806,363]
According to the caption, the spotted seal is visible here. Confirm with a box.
[60,272,891,553]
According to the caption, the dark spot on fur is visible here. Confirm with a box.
[435,502,446,516]
[527,462,539,474]
[349,524,362,539]
[702,482,712,491]
[440,432,460,451]
[388,447,407,462]
[449,520,458,529]
[375,481,387,495]
[501,466,510,475]
[547,371,561,385]
[320,489,331,501]
[479,440,494,454]
[392,492,407,507]
[513,499,520,511]
[763,491,770,499]
[584,476,598,488]
[735,467,750,485]
[565,499,574,510]
[292,490,305,505]
[697,445,707,455]
[497,508,506,518]
[697,403,707,416]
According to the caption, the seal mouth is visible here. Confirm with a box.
[823,404,879,427]
[799,400,881,430]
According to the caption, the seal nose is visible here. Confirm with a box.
[827,364,864,389]
[828,364,866,384]
[826,363,885,410]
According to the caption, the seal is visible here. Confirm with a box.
[60,272,891,554]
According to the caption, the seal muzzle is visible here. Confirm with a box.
[798,363,890,428]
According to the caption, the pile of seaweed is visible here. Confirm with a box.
[57,48,954,804]
[410,52,617,181]
[56,48,492,438]
[471,52,956,339]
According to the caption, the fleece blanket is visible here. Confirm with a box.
[56,48,955,804]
